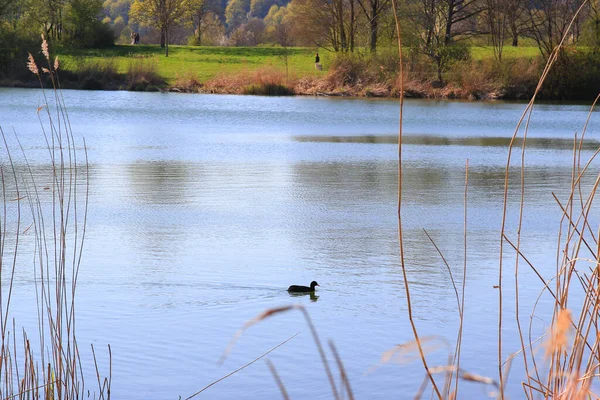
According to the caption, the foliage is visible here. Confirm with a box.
[541,49,600,99]
[65,0,115,47]
[225,0,249,30]
[129,0,190,55]
[249,0,283,18]
[0,23,37,78]
[189,0,223,45]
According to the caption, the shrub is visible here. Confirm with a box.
[243,82,293,95]
[541,49,600,100]
[125,59,165,91]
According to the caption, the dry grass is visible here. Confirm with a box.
[0,37,110,399]
[173,71,203,92]
[201,68,294,96]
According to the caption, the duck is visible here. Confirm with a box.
[287,281,319,293]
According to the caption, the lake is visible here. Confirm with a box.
[0,88,599,399]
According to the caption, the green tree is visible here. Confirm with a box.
[225,0,249,30]
[189,0,220,44]
[65,0,106,44]
[249,0,282,18]
[129,0,190,55]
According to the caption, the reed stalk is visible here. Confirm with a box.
[0,36,110,399]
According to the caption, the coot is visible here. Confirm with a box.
[287,281,319,293]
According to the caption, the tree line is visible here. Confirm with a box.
[0,0,598,75]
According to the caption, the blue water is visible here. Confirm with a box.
[1,88,599,399]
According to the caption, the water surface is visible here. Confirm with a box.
[1,88,599,399]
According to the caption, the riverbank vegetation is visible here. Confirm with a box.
[1,0,600,99]
[6,43,599,100]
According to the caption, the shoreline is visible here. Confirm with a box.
[0,76,554,101]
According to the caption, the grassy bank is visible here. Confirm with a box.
[6,44,600,100]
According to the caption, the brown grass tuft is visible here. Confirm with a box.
[203,68,294,96]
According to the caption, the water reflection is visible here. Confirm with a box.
[288,292,319,302]
[125,161,193,205]
[293,134,600,150]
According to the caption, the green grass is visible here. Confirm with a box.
[57,45,332,84]
[55,44,548,86]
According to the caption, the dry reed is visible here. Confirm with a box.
[389,0,600,398]
[0,37,110,399]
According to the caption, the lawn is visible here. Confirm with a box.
[57,45,332,84]
[469,46,541,60]
[54,44,546,86]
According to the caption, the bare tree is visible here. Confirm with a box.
[524,0,584,57]
[356,0,390,52]
[504,0,528,46]
[404,0,477,81]
[485,0,507,62]
[289,0,357,52]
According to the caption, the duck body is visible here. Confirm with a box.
[287,281,319,293]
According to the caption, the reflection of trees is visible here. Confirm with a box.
[126,161,193,205]
[286,159,585,287]
[293,135,600,150]
[121,161,206,275]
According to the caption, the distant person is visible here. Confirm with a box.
[130,31,135,45]
[135,32,140,44]
[315,52,322,71]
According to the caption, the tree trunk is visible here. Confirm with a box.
[160,26,166,47]
[511,20,518,46]
[337,0,347,51]
[370,15,378,52]
[195,13,203,45]
[165,27,169,57]
[444,0,455,45]
[350,0,355,52]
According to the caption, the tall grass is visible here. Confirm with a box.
[0,37,110,399]
[125,59,164,91]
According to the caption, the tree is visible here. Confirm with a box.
[249,0,282,18]
[129,0,190,56]
[228,16,264,44]
[64,0,110,45]
[225,0,249,30]
[189,0,220,44]
[356,0,390,52]
[275,8,292,81]
[586,0,600,51]
[485,0,507,62]
[289,0,357,52]
[524,0,584,57]
[504,0,527,46]
[404,0,474,81]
